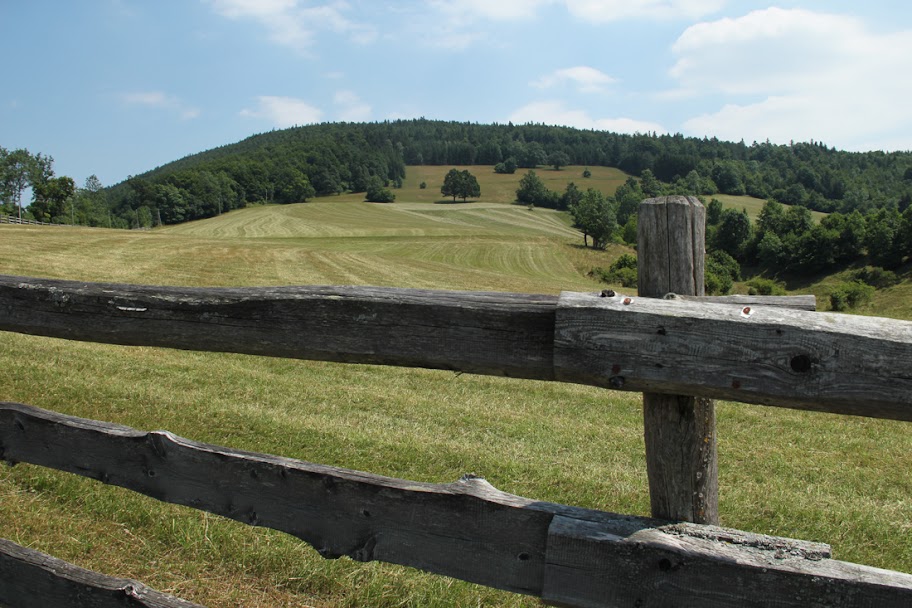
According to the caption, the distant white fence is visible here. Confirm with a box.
[0,214,61,226]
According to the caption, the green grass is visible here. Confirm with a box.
[324,164,630,207]
[0,195,910,607]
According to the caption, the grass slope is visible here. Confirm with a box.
[0,197,909,608]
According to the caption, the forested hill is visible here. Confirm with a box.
[106,119,912,227]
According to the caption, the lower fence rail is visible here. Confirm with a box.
[0,539,203,608]
[1,401,911,608]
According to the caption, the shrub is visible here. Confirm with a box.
[589,254,638,288]
[746,277,786,296]
[704,271,728,295]
[582,167,592,178]
[419,181,427,190]
[853,266,899,289]
[621,215,637,246]
[830,280,875,311]
[704,250,741,295]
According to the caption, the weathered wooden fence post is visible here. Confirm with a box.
[637,195,719,524]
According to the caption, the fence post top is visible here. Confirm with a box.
[640,195,703,208]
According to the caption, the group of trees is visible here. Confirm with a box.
[1,147,112,226]
[707,198,912,273]
[514,170,647,249]
[441,169,480,201]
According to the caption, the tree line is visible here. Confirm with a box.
[6,119,912,228]
[0,147,112,226]
[101,119,912,228]
[566,167,912,303]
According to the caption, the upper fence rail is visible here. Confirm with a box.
[1,274,910,421]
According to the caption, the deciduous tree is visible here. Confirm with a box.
[441,168,481,201]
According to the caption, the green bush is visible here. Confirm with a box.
[853,266,899,289]
[419,181,427,190]
[705,250,741,295]
[830,280,875,311]
[704,270,730,295]
[589,254,638,288]
[746,277,786,296]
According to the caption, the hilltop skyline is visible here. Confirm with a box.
[2,1,911,189]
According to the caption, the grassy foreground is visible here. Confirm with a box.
[0,198,910,607]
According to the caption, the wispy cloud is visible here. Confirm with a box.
[565,0,726,22]
[531,66,617,93]
[334,90,371,122]
[206,0,376,53]
[239,95,323,127]
[668,7,912,150]
[430,0,555,22]
[120,91,200,119]
[509,100,665,134]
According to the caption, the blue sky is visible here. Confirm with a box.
[2,1,912,190]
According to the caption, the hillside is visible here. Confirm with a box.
[102,119,912,230]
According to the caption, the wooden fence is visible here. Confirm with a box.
[0,196,911,607]
[0,214,61,226]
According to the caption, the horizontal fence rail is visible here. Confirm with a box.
[2,401,911,608]
[1,275,910,421]
[0,538,204,608]
[0,214,62,226]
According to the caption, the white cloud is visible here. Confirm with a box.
[240,96,323,127]
[669,8,912,150]
[509,100,666,134]
[565,0,725,22]
[334,90,371,122]
[207,0,376,52]
[531,66,617,93]
[120,91,200,119]
[431,0,555,22]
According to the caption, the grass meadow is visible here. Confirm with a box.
[0,183,910,607]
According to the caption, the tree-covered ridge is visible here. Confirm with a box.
[104,119,912,227]
[7,119,912,228]
[105,125,407,226]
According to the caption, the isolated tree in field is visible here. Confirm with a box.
[441,168,480,201]
[569,188,617,249]
[515,170,547,206]
[548,151,571,171]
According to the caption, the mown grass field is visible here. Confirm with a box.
[0,193,910,607]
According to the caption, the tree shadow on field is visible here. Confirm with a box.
[433,199,475,205]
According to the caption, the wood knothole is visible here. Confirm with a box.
[790,354,813,374]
